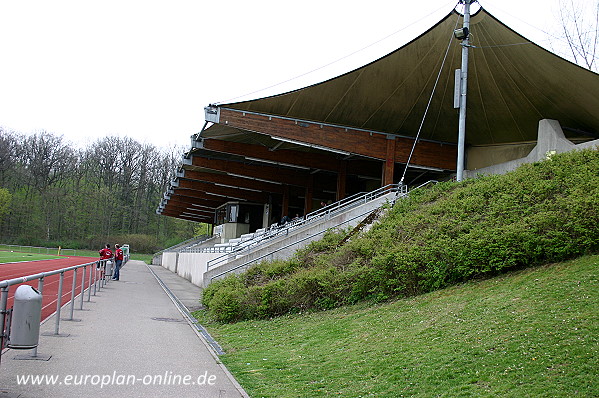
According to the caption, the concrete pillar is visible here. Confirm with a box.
[383,137,396,186]
[304,174,314,215]
[262,203,271,228]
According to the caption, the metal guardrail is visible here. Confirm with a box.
[205,183,407,269]
[157,234,212,255]
[208,180,439,282]
[152,235,214,265]
[0,255,129,362]
[209,201,391,283]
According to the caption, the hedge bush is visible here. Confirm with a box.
[203,148,599,322]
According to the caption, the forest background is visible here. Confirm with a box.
[0,128,203,253]
[0,1,596,255]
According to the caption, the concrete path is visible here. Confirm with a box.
[0,260,248,398]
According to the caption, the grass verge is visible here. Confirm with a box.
[194,255,598,397]
[0,251,61,263]
[61,249,153,264]
[0,245,154,264]
[129,253,153,264]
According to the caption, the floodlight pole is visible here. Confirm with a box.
[456,0,473,182]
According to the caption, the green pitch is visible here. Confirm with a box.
[0,251,61,264]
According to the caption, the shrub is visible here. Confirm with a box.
[203,149,599,322]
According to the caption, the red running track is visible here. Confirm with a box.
[0,256,99,324]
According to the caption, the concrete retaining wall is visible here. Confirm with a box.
[465,119,599,178]
[162,252,178,273]
[176,252,221,287]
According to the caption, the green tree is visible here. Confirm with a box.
[0,129,197,251]
[0,187,11,219]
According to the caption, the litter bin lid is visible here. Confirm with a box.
[14,284,42,301]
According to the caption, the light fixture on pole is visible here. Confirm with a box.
[453,27,469,40]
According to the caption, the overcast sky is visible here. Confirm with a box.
[0,0,595,148]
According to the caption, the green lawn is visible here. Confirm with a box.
[61,248,153,264]
[129,253,153,264]
[0,246,154,264]
[57,249,153,264]
[194,255,598,397]
[0,251,61,263]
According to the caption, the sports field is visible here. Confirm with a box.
[0,255,99,324]
[0,251,61,264]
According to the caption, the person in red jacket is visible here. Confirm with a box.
[99,244,112,260]
[98,244,112,279]
[113,244,124,281]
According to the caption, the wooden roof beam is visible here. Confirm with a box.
[186,155,309,187]
[159,210,212,222]
[162,195,222,209]
[173,182,269,203]
[161,203,215,217]
[179,168,284,195]
[217,108,456,170]
[168,189,229,206]
[197,138,342,172]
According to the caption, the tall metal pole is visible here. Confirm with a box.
[456,0,473,181]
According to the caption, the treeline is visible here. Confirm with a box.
[0,128,198,253]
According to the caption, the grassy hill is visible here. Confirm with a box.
[194,255,597,397]
[194,148,598,396]
[202,149,598,323]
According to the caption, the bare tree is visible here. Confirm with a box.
[0,128,20,187]
[558,0,599,71]
[21,132,77,191]
[18,133,78,239]
[1,129,196,247]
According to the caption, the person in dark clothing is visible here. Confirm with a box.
[112,244,123,281]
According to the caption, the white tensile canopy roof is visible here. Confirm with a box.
[216,7,599,147]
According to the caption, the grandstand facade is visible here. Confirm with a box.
[155,6,599,286]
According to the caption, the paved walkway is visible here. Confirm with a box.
[0,260,249,398]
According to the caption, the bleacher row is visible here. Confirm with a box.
[189,184,410,270]
[204,217,305,260]
[162,183,410,273]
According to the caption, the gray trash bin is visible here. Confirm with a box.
[104,260,113,277]
[8,285,43,349]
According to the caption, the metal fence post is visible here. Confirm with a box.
[68,268,77,320]
[100,260,105,288]
[54,272,64,335]
[94,262,99,294]
[0,286,9,352]
[80,265,86,310]
[88,264,94,301]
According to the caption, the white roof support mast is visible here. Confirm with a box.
[456,0,475,181]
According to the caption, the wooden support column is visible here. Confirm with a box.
[304,174,314,215]
[336,161,347,201]
[383,137,396,186]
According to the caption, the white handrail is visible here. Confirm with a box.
[207,180,438,280]
[206,184,406,269]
